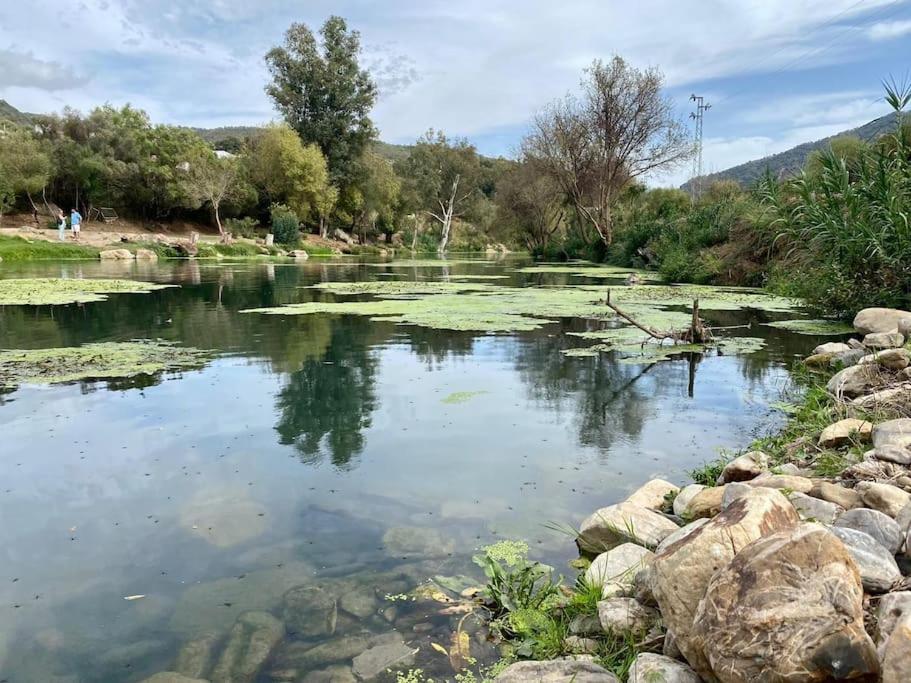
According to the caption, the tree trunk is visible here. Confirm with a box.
[319,216,328,240]
[437,212,453,254]
[411,218,419,251]
[214,203,227,242]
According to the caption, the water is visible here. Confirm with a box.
[0,257,815,682]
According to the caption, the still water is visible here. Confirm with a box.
[0,257,813,682]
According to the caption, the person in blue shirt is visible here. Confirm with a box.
[70,209,82,241]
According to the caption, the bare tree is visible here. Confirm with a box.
[523,57,692,246]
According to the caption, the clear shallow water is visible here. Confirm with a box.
[0,257,815,682]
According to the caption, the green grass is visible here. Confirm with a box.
[299,244,336,256]
[688,459,726,486]
[0,235,99,261]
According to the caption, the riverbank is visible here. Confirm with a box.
[489,306,911,682]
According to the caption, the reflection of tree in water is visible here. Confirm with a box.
[274,318,379,469]
[405,326,476,369]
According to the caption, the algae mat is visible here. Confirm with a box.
[0,278,175,306]
[0,341,210,387]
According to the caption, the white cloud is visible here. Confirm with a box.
[868,19,911,40]
[0,49,88,91]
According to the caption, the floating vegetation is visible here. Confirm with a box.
[516,265,661,281]
[0,278,174,306]
[0,341,210,388]
[445,274,511,280]
[309,281,495,296]
[716,336,767,354]
[763,319,854,335]
[441,390,488,404]
[366,259,495,268]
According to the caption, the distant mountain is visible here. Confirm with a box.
[0,99,35,126]
[682,112,901,191]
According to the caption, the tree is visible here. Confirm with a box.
[397,130,481,253]
[523,56,692,246]
[356,152,400,243]
[0,123,53,220]
[186,153,252,240]
[265,16,377,197]
[496,158,565,252]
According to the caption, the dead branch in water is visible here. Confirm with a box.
[604,289,713,345]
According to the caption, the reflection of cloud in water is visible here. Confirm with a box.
[180,488,267,548]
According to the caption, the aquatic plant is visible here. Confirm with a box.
[441,391,488,404]
[0,277,174,306]
[763,319,854,335]
[472,541,558,615]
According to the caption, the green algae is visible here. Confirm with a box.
[0,341,210,388]
[516,265,661,281]
[309,281,496,295]
[446,274,511,280]
[0,278,174,306]
[763,319,854,335]
[441,390,488,404]
[366,259,495,268]
[716,336,767,354]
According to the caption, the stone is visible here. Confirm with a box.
[209,611,284,683]
[269,632,400,674]
[854,307,911,335]
[828,526,901,593]
[180,489,268,548]
[300,665,357,683]
[864,331,905,349]
[650,488,799,674]
[568,614,602,636]
[631,565,655,607]
[596,598,658,635]
[775,462,802,476]
[874,418,911,449]
[282,586,338,638]
[626,653,700,683]
[351,639,417,680]
[860,348,911,370]
[808,481,863,509]
[721,482,752,509]
[584,543,654,596]
[827,364,881,398]
[135,248,158,260]
[681,486,725,519]
[843,458,909,481]
[663,630,682,659]
[718,451,768,483]
[746,473,814,493]
[624,479,679,511]
[563,636,599,654]
[694,524,878,683]
[804,352,835,367]
[577,502,680,553]
[174,633,218,678]
[855,481,911,518]
[494,659,619,682]
[813,342,851,355]
[882,614,911,683]
[287,250,309,259]
[878,592,911,649]
[901,317,911,338]
[818,418,873,448]
[831,348,867,368]
[835,508,902,553]
[655,518,710,554]
[99,248,134,260]
[139,675,207,683]
[848,337,867,350]
[787,491,843,523]
[874,445,911,465]
[338,587,379,619]
[381,526,455,558]
[849,385,911,412]
[672,484,705,517]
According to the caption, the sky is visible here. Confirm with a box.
[2,0,911,186]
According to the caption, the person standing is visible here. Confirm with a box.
[70,208,82,241]
[57,210,67,242]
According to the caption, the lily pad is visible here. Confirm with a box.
[0,341,210,388]
[0,278,174,306]
[763,319,854,335]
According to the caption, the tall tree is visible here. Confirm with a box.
[186,153,253,241]
[265,16,377,199]
[523,57,692,246]
[0,123,53,221]
[496,158,565,252]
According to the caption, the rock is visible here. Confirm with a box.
[828,526,901,593]
[626,653,700,683]
[827,364,881,399]
[650,488,799,673]
[174,633,218,678]
[882,614,911,683]
[848,337,867,350]
[577,502,680,553]
[718,451,768,483]
[808,481,863,509]
[775,462,803,476]
[813,342,851,355]
[568,614,602,636]
[787,491,843,523]
[854,307,911,335]
[99,248,134,260]
[804,352,835,367]
[849,385,911,412]
[672,484,705,517]
[864,331,905,349]
[351,638,417,680]
[300,665,357,683]
[694,523,878,683]
[860,348,911,370]
[818,418,873,448]
[875,418,911,450]
[494,659,619,682]
[878,592,911,649]
[631,565,655,607]
[584,543,654,597]
[655,518,710,554]
[835,507,903,553]
[746,473,814,493]
[681,486,725,519]
[381,526,455,558]
[338,586,379,619]
[901,318,911,338]
[282,586,338,638]
[663,630,682,659]
[209,611,284,683]
[269,632,400,674]
[831,348,868,368]
[563,636,599,654]
[874,445,911,465]
[624,479,679,511]
[855,481,911,518]
[135,248,158,260]
[287,250,309,259]
[596,598,658,635]
[180,489,267,548]
[139,675,207,683]
[721,482,752,509]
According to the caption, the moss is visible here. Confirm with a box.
[0,235,100,261]
[0,341,210,388]
[0,278,175,306]
[764,319,854,335]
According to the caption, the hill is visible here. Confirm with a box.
[682,111,901,191]
[0,99,35,126]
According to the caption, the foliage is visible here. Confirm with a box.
[688,459,726,486]
[224,216,261,239]
[185,152,254,237]
[270,203,301,245]
[472,541,559,615]
[0,122,52,212]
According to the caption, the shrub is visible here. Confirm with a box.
[224,216,261,239]
[270,203,300,245]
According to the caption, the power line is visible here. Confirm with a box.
[690,94,710,194]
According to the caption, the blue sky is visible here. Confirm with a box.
[2,0,911,186]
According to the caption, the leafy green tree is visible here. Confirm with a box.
[495,158,565,252]
[265,16,377,204]
[185,153,255,240]
[356,152,401,242]
[0,123,53,219]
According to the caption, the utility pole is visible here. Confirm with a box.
[689,94,710,197]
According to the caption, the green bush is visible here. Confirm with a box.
[224,216,261,239]
[270,203,300,246]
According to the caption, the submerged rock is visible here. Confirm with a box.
[174,632,219,678]
[179,489,268,548]
[694,524,878,683]
[381,526,455,558]
[350,637,417,680]
[626,653,700,683]
[139,674,207,683]
[577,502,679,552]
[624,479,678,511]
[282,585,338,638]
[494,659,619,682]
[828,526,901,593]
[209,611,284,683]
[299,664,357,683]
[269,632,400,675]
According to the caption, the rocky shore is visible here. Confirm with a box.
[494,306,911,682]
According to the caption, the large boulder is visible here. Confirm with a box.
[694,524,878,683]
[672,484,705,517]
[834,508,903,554]
[827,364,881,399]
[828,526,901,593]
[624,479,679,511]
[681,486,725,519]
[99,248,134,260]
[878,592,911,650]
[626,653,700,683]
[209,611,284,683]
[860,348,911,370]
[882,614,911,683]
[863,331,905,350]
[650,488,799,674]
[787,491,843,523]
[584,543,654,597]
[874,418,911,450]
[853,307,911,335]
[577,502,679,553]
[494,659,619,682]
[818,418,872,448]
[718,451,768,483]
[854,481,911,518]
[746,473,814,494]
